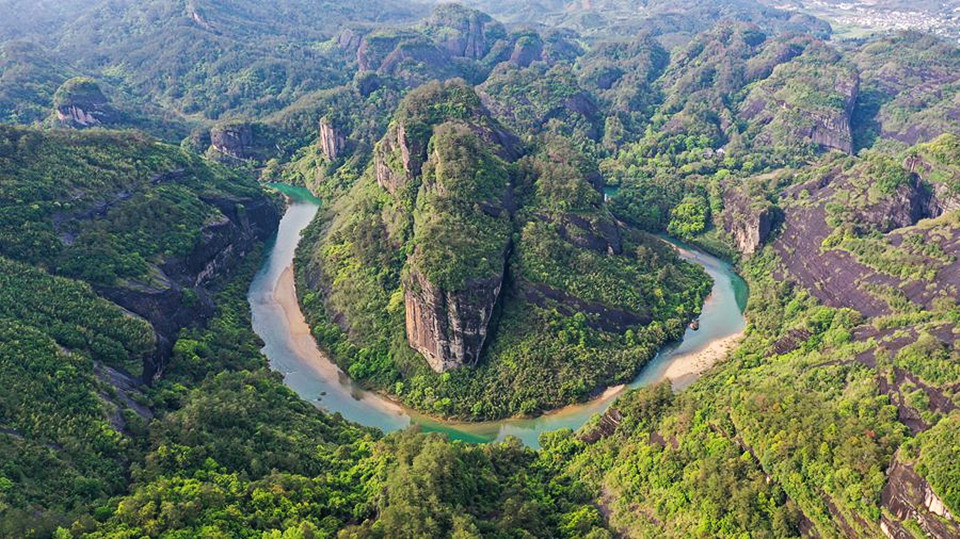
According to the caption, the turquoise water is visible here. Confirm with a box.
[249,185,747,448]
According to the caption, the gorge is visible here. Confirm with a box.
[250,185,748,447]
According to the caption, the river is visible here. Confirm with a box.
[249,184,748,448]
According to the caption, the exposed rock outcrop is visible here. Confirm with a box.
[99,192,280,381]
[580,408,623,443]
[521,283,650,334]
[374,82,520,195]
[53,77,120,128]
[541,212,623,255]
[851,178,929,233]
[208,121,275,162]
[721,187,774,255]
[335,28,364,52]
[404,270,504,372]
[424,4,505,60]
[880,458,959,539]
[318,119,348,161]
[399,121,513,373]
[209,122,254,160]
[375,121,426,194]
[739,46,859,155]
[905,154,960,216]
[354,4,518,83]
[508,35,544,68]
[357,32,407,72]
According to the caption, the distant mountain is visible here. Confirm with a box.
[428,0,831,43]
[0,0,426,123]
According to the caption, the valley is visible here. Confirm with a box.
[0,1,958,537]
[250,185,747,447]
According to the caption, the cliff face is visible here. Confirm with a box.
[424,4,505,60]
[210,123,254,160]
[318,119,348,161]
[53,77,120,128]
[811,69,859,154]
[905,154,960,216]
[852,179,930,233]
[400,121,513,373]
[739,45,859,155]
[374,121,426,194]
[353,4,533,85]
[404,270,504,372]
[365,84,520,372]
[100,192,280,381]
[544,212,623,255]
[208,122,275,162]
[721,187,774,255]
[881,459,959,539]
[508,36,544,68]
[374,81,520,196]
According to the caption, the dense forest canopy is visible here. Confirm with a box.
[0,0,959,537]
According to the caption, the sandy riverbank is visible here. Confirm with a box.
[273,262,745,426]
[659,331,744,385]
[273,266,409,416]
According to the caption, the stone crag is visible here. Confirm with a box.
[881,458,958,539]
[404,270,505,372]
[721,186,774,255]
[208,121,276,162]
[100,192,280,381]
[53,77,121,128]
[318,119,348,161]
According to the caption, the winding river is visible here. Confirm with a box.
[249,185,748,448]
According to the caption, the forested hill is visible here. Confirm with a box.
[0,1,959,538]
[0,0,424,131]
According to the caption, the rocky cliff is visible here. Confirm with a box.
[542,212,623,255]
[352,4,563,86]
[208,121,275,162]
[374,81,520,195]
[423,3,506,60]
[507,35,544,68]
[905,152,960,216]
[721,186,775,255]
[53,77,120,128]
[739,44,859,155]
[100,191,280,381]
[401,121,513,373]
[404,270,504,372]
[374,121,427,194]
[318,119,348,161]
[881,458,958,539]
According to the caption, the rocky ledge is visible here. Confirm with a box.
[99,193,280,381]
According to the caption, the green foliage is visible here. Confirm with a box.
[479,62,601,141]
[852,33,960,149]
[0,41,74,124]
[0,125,263,285]
[917,414,960,515]
[0,257,153,374]
[299,104,710,419]
[0,260,154,535]
[894,333,960,388]
[410,123,512,290]
[865,154,911,194]
[667,194,709,240]
[2,6,960,538]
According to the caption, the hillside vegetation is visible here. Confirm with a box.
[0,1,958,538]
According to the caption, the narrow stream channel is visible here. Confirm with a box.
[249,185,748,448]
